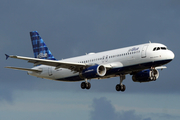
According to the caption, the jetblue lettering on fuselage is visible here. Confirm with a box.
[37,53,48,59]
[128,47,139,52]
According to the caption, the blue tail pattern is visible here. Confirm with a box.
[30,31,56,60]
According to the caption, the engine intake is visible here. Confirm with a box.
[132,69,159,82]
[80,65,106,79]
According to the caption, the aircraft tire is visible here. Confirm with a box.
[81,82,86,89]
[121,84,126,92]
[86,82,91,89]
[116,84,121,91]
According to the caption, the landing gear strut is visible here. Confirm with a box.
[116,75,126,92]
[81,79,91,90]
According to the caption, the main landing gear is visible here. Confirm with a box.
[80,75,126,91]
[81,79,91,90]
[116,75,126,92]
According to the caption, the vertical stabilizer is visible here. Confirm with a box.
[30,31,56,60]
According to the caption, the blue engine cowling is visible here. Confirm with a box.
[132,69,159,82]
[79,65,106,79]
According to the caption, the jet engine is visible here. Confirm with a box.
[80,65,106,79]
[132,69,159,82]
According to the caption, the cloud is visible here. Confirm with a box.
[90,97,151,120]
[0,88,13,103]
[151,113,180,120]
[90,97,117,120]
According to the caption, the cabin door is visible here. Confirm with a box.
[141,45,148,58]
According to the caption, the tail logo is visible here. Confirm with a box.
[37,53,48,59]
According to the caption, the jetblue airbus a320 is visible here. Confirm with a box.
[5,31,175,92]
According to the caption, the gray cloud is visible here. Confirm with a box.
[151,113,180,120]
[0,88,13,103]
[90,97,151,120]
[90,97,117,120]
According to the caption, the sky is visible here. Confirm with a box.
[1,0,180,120]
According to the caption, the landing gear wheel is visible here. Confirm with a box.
[116,75,126,92]
[81,82,86,89]
[116,84,126,92]
[121,84,126,92]
[116,84,121,91]
[86,82,91,90]
[81,82,91,89]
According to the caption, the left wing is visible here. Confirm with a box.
[6,55,87,72]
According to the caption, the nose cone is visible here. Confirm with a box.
[167,50,175,60]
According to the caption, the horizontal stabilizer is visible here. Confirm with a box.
[5,66,42,72]
[5,54,10,60]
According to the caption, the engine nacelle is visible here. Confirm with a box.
[132,69,159,82]
[79,65,106,79]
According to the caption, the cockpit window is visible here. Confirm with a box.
[161,47,167,50]
[153,47,167,51]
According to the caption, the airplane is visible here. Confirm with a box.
[5,31,175,92]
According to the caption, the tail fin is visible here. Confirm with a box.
[30,31,56,60]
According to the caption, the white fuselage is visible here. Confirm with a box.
[28,43,174,81]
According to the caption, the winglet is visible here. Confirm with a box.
[5,54,10,60]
